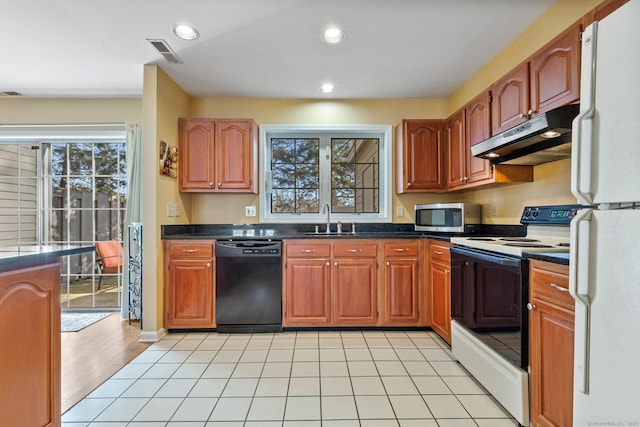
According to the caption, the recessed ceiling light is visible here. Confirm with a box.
[486,152,500,158]
[173,24,199,41]
[322,27,344,44]
[321,83,335,93]
[541,130,562,138]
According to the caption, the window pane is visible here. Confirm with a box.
[296,139,319,163]
[272,163,295,187]
[272,139,295,163]
[297,189,319,213]
[331,138,379,214]
[95,144,121,176]
[271,189,296,213]
[50,144,67,177]
[296,163,319,189]
[68,143,93,175]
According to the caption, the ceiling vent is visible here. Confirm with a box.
[146,39,182,64]
[1,91,22,96]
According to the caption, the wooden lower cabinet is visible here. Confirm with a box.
[529,260,574,427]
[0,263,61,427]
[332,258,378,325]
[382,240,421,326]
[284,258,331,325]
[164,240,216,329]
[427,240,452,343]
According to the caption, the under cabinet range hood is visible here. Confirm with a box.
[471,103,580,165]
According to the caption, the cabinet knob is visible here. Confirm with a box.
[209,182,214,186]
[528,109,537,115]
[444,269,449,274]
[207,262,211,267]
[326,262,330,266]
[334,261,338,266]
[386,261,390,266]
[527,303,536,311]
[217,182,221,186]
[518,113,526,119]
[407,182,411,187]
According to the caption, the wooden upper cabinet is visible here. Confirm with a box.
[396,119,445,193]
[491,63,530,135]
[215,119,257,192]
[179,118,257,193]
[179,118,216,191]
[465,90,494,184]
[445,109,466,189]
[530,23,581,116]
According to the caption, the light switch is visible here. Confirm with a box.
[397,206,404,217]
[245,206,257,217]
[167,203,176,217]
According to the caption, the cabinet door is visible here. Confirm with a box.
[529,24,580,117]
[465,90,494,184]
[284,258,331,326]
[332,258,378,326]
[383,258,420,325]
[0,264,61,427]
[215,119,256,192]
[179,118,216,191]
[165,259,215,328]
[529,297,575,427]
[491,63,529,134]
[397,120,444,192]
[429,259,451,344]
[446,109,466,189]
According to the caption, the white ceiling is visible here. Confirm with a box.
[1,0,556,99]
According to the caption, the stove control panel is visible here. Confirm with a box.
[520,204,586,225]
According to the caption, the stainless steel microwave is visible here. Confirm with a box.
[414,203,481,233]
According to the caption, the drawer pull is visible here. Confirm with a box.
[182,249,198,253]
[433,250,443,255]
[347,249,362,253]
[300,249,316,253]
[394,248,408,252]
[550,283,569,292]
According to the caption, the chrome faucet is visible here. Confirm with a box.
[323,203,331,233]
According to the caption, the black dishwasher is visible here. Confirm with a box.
[215,240,282,333]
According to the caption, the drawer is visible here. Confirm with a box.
[384,240,419,257]
[285,242,331,258]
[333,241,378,257]
[429,241,451,263]
[530,261,573,309]
[168,241,214,258]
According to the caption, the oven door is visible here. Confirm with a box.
[450,245,529,368]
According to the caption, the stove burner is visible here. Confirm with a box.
[503,243,555,248]
[499,237,540,242]
[466,237,497,241]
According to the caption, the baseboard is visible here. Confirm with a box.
[139,328,168,343]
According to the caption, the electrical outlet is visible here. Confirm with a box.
[397,206,404,217]
[167,203,176,217]
[491,201,498,216]
[245,205,257,217]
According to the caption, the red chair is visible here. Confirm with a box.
[95,241,124,290]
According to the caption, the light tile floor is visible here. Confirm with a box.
[62,330,518,427]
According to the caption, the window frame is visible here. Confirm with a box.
[260,124,392,223]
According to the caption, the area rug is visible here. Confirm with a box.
[61,312,112,332]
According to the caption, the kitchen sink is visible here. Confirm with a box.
[303,232,355,237]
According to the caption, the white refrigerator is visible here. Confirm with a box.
[570,1,640,425]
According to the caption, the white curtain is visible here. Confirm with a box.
[121,123,143,319]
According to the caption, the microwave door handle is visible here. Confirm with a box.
[569,208,592,394]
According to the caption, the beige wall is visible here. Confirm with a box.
[141,65,191,334]
[0,98,141,123]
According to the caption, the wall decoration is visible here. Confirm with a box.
[159,140,177,178]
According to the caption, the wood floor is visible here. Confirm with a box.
[61,313,151,413]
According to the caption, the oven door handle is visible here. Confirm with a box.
[451,245,520,268]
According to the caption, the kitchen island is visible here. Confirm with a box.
[0,245,94,427]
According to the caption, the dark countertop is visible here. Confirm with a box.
[0,245,95,272]
[161,223,525,243]
[525,252,570,266]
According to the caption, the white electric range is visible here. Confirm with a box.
[450,205,577,257]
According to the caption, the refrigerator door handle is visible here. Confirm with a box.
[570,208,592,394]
[571,23,597,206]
